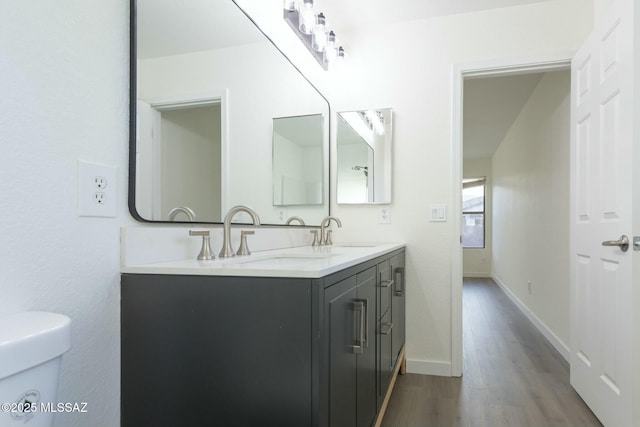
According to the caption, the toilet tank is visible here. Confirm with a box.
[0,311,71,426]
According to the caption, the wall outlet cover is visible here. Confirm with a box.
[78,160,117,217]
[379,207,392,224]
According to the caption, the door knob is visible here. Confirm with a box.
[602,235,629,252]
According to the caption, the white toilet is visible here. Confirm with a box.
[0,311,71,427]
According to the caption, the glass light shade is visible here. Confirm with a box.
[311,13,327,51]
[298,5,315,34]
[323,46,337,63]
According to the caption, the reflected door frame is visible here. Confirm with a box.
[142,90,229,219]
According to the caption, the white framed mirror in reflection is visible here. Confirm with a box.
[273,114,324,207]
[337,109,393,204]
[129,0,330,226]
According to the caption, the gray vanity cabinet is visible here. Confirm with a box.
[325,267,377,427]
[121,247,405,427]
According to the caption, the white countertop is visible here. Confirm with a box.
[121,243,405,278]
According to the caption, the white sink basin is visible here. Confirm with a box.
[333,243,378,248]
[238,253,340,266]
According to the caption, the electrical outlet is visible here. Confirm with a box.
[95,192,107,205]
[379,207,391,224]
[278,208,288,223]
[527,281,532,295]
[94,176,107,189]
[78,160,117,217]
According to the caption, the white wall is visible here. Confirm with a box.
[238,0,593,374]
[463,158,492,277]
[492,71,571,353]
[0,1,131,426]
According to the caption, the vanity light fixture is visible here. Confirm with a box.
[283,0,345,70]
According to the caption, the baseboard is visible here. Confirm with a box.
[492,275,570,361]
[406,358,452,377]
[463,272,492,278]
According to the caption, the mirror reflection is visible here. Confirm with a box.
[273,115,324,206]
[131,0,330,225]
[337,109,393,204]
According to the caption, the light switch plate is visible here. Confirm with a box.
[430,204,447,222]
[78,160,117,217]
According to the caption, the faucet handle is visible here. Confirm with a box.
[189,230,214,260]
[237,230,255,256]
[310,229,320,247]
[325,229,333,245]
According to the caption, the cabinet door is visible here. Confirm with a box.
[325,267,377,427]
[356,267,377,427]
[391,252,406,368]
[121,274,312,427]
[326,275,359,427]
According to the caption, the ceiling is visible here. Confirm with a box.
[137,0,558,58]
[319,0,557,31]
[463,73,544,159]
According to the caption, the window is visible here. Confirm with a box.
[462,178,485,248]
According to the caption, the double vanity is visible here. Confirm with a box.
[126,0,404,425]
[121,241,406,427]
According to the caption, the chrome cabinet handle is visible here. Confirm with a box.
[602,235,629,252]
[381,279,394,288]
[394,267,405,296]
[380,322,393,335]
[352,301,365,354]
[362,299,369,348]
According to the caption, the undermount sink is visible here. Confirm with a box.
[333,243,378,248]
[238,253,340,266]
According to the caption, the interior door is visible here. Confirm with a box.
[569,1,635,426]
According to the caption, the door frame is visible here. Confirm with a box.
[143,90,230,218]
[450,53,572,376]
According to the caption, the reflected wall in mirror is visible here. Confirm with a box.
[337,109,393,204]
[273,115,324,206]
[130,0,330,225]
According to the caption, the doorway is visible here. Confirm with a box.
[451,56,571,377]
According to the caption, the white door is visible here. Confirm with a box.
[569,1,635,426]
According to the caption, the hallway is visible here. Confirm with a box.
[381,277,602,427]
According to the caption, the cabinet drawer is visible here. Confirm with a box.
[378,260,392,318]
[378,309,393,403]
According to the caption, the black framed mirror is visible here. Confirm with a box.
[129,0,330,226]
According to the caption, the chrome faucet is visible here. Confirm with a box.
[319,216,342,246]
[219,205,261,258]
[168,206,196,222]
[285,216,306,226]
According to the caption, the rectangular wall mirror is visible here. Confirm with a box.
[273,114,324,206]
[337,109,393,204]
[130,0,330,226]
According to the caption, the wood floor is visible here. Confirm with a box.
[380,277,602,427]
